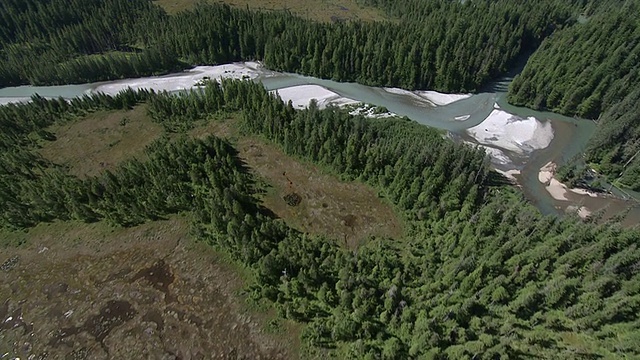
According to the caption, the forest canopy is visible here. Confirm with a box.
[1,0,640,357]
[508,0,640,188]
[0,0,578,91]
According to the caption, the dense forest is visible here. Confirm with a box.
[1,0,579,91]
[2,82,639,358]
[0,0,182,86]
[508,0,640,189]
[2,0,640,357]
[584,90,640,191]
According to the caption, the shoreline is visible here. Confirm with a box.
[538,161,595,218]
[91,62,265,95]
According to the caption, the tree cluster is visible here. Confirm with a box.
[0,0,178,86]
[585,89,640,190]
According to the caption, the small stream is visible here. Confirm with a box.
[1,67,638,225]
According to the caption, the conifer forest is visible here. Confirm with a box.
[1,0,640,358]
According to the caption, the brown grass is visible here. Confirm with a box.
[192,117,404,249]
[154,0,388,22]
[0,217,299,359]
[39,105,162,178]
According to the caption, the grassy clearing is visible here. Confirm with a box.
[154,0,388,22]
[0,216,299,359]
[39,105,162,178]
[191,117,404,249]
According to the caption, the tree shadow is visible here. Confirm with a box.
[223,140,281,220]
[479,49,536,94]
[485,170,516,187]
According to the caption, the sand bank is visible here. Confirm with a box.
[496,169,521,182]
[272,85,396,117]
[567,205,593,219]
[578,207,592,218]
[539,162,569,200]
[92,62,265,95]
[467,108,554,154]
[384,87,471,106]
[464,141,513,166]
[481,145,512,165]
[0,97,33,105]
[538,162,598,219]
[348,104,397,118]
[415,91,471,106]
[569,187,600,197]
[271,84,358,110]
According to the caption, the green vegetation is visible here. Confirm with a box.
[0,0,182,86]
[38,105,162,178]
[585,90,640,191]
[2,0,578,91]
[3,0,640,358]
[155,0,387,22]
[508,0,639,119]
[2,82,640,358]
[508,0,640,189]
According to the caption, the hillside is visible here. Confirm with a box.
[0,0,577,91]
[154,0,388,21]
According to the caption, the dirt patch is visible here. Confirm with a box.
[130,260,176,302]
[39,105,162,178]
[245,144,402,249]
[192,118,404,248]
[154,0,388,22]
[0,217,298,359]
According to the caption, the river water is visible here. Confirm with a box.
[1,67,638,225]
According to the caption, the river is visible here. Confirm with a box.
[1,65,638,226]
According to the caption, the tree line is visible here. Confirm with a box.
[0,0,178,86]
[1,0,581,91]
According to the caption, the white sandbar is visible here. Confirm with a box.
[92,62,264,95]
[467,108,554,154]
[415,91,472,106]
[0,97,32,105]
[271,84,358,110]
[384,87,471,106]
[454,115,471,121]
